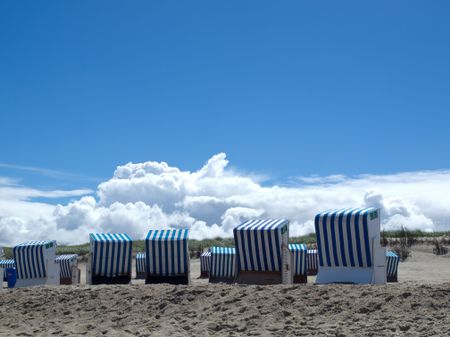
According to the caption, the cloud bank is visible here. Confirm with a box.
[1,153,450,246]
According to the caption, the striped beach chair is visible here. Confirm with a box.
[145,229,190,285]
[234,219,292,284]
[200,250,211,278]
[12,240,60,287]
[306,249,318,275]
[386,251,400,282]
[0,259,15,282]
[55,254,80,285]
[135,252,146,279]
[209,247,236,284]
[289,244,308,283]
[314,208,386,284]
[87,233,133,285]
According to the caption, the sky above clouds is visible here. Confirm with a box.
[0,1,449,245]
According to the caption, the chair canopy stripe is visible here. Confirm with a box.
[210,247,236,279]
[233,219,289,272]
[386,251,400,277]
[55,254,78,279]
[200,251,211,273]
[0,259,16,281]
[136,252,146,274]
[307,249,318,272]
[90,233,132,277]
[315,208,378,268]
[145,229,189,276]
[288,244,307,276]
[13,240,55,279]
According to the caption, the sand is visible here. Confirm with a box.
[0,246,449,336]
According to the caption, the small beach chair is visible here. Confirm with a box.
[87,233,133,285]
[306,249,318,275]
[135,252,146,279]
[145,229,190,285]
[12,240,60,287]
[314,208,386,284]
[200,250,211,278]
[209,247,236,284]
[386,251,400,282]
[289,244,308,283]
[55,254,80,285]
[234,219,292,284]
[0,259,15,282]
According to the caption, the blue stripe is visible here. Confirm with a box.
[354,210,363,267]
[329,211,339,266]
[253,226,262,271]
[171,229,176,275]
[322,213,332,266]
[108,233,116,277]
[362,212,372,267]
[345,211,355,267]
[151,231,157,274]
[314,214,323,267]
[337,211,347,267]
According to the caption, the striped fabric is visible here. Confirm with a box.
[136,252,146,274]
[307,249,318,272]
[289,244,307,276]
[145,229,189,276]
[234,219,289,272]
[315,208,378,268]
[386,251,400,278]
[90,233,133,277]
[55,254,78,279]
[200,251,211,274]
[0,259,16,281]
[13,240,55,279]
[210,247,236,279]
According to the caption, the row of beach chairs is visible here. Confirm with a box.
[1,207,400,288]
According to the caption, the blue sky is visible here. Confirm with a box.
[0,1,450,193]
[1,1,450,244]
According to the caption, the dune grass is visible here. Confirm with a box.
[2,230,449,259]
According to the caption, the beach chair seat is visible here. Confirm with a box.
[12,240,60,287]
[234,219,292,284]
[87,233,133,285]
[145,229,190,285]
[200,250,211,278]
[314,208,386,284]
[386,251,400,282]
[135,252,146,279]
[289,244,308,284]
[307,249,318,276]
[0,259,15,282]
[55,254,80,285]
[209,247,236,284]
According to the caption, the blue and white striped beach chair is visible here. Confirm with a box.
[0,259,15,282]
[386,251,400,282]
[88,233,133,285]
[55,254,79,284]
[12,240,60,287]
[145,229,190,285]
[200,250,211,278]
[135,252,146,279]
[233,219,292,284]
[314,208,386,284]
[307,249,318,275]
[289,244,308,283]
[209,247,236,283]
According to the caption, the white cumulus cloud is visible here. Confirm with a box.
[1,153,450,246]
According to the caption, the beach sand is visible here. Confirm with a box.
[0,246,449,336]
